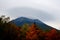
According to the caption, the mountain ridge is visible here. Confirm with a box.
[11,17,57,31]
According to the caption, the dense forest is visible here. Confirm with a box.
[0,15,60,40]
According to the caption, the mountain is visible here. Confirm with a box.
[11,17,55,31]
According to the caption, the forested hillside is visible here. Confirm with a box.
[0,16,60,40]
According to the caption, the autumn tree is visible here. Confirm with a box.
[19,24,29,40]
[45,28,60,40]
[26,23,45,40]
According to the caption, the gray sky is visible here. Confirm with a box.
[0,0,60,30]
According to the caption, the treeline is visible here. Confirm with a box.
[0,16,60,40]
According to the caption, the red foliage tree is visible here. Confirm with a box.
[26,23,45,40]
[45,28,60,40]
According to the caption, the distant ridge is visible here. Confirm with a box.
[11,17,57,31]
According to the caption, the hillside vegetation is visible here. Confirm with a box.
[0,15,60,40]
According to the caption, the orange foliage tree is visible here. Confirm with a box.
[45,28,60,40]
[26,23,45,40]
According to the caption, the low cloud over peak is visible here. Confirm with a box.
[7,7,55,21]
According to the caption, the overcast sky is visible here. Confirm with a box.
[0,0,60,30]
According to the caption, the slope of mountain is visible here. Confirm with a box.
[11,17,55,31]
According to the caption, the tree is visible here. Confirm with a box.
[20,24,29,40]
[45,28,60,40]
[26,23,45,40]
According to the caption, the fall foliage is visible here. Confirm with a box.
[0,16,60,40]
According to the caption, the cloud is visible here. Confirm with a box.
[0,0,60,9]
[7,7,55,21]
[0,0,60,20]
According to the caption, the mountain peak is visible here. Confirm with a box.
[18,17,28,19]
[11,17,54,31]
